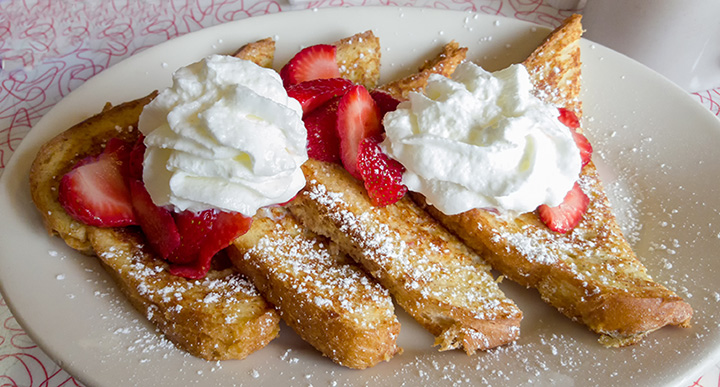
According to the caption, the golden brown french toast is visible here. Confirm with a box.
[286,41,522,355]
[224,31,402,369]
[335,30,381,89]
[28,40,283,360]
[523,14,583,117]
[376,40,467,100]
[289,159,522,353]
[229,207,400,369]
[232,37,275,68]
[413,15,693,346]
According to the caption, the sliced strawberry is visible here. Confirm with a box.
[336,85,382,179]
[558,107,580,129]
[168,210,253,279]
[558,107,592,167]
[280,44,340,87]
[370,90,400,118]
[199,211,253,264]
[128,135,146,181]
[59,141,137,227]
[303,96,342,162]
[287,78,353,114]
[572,130,593,167]
[536,182,589,234]
[104,137,130,156]
[129,179,180,259]
[357,135,407,207]
[169,209,217,264]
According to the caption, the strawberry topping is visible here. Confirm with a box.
[336,85,383,180]
[558,107,592,167]
[572,130,593,168]
[537,182,589,233]
[287,78,354,114]
[129,179,181,259]
[168,210,253,279]
[128,135,146,181]
[357,135,408,206]
[60,136,254,279]
[303,96,342,162]
[558,107,580,129]
[58,140,137,227]
[280,44,340,87]
[370,90,401,119]
[169,209,218,264]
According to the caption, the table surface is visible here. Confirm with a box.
[1,1,719,386]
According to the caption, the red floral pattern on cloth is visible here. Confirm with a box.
[1,1,718,386]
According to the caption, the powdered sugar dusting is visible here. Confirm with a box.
[91,228,273,361]
[240,208,396,329]
[488,170,651,291]
[292,162,521,353]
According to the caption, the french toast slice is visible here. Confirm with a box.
[229,207,400,369]
[288,43,523,354]
[232,37,275,68]
[376,40,467,100]
[28,40,283,360]
[227,32,401,369]
[335,30,381,90]
[413,15,693,346]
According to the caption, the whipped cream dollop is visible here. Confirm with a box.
[381,62,580,215]
[139,55,307,216]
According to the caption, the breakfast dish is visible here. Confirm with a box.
[1,8,716,387]
[16,5,699,370]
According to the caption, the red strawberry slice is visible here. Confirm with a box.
[558,107,592,167]
[370,90,400,118]
[280,44,340,87]
[336,85,382,180]
[59,141,137,227]
[558,107,580,129]
[129,179,181,259]
[168,210,253,279]
[287,78,353,114]
[357,135,407,207]
[572,130,593,167]
[303,96,342,162]
[128,135,146,181]
[536,182,589,233]
[169,209,218,264]
[199,211,253,263]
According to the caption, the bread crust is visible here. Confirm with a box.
[335,30,382,90]
[377,41,467,100]
[232,37,275,67]
[413,15,693,346]
[229,207,401,369]
[523,14,583,117]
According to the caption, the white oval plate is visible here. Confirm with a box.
[1,7,719,387]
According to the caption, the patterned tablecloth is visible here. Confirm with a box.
[1,1,719,386]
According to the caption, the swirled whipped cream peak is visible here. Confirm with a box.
[139,54,308,216]
[381,61,581,216]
